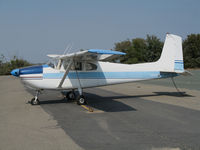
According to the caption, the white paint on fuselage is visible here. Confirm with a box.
[21,61,164,90]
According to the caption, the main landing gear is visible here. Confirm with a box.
[76,95,86,105]
[76,88,87,105]
[66,91,76,100]
[65,89,87,105]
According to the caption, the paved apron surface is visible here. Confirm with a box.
[1,76,200,150]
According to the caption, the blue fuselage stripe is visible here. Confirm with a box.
[175,60,183,61]
[42,71,177,79]
[175,62,184,64]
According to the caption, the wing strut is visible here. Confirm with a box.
[58,59,73,88]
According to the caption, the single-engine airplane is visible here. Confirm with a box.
[11,34,186,105]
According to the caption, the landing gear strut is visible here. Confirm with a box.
[30,90,40,105]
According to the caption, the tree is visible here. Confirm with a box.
[128,38,147,64]
[0,54,6,65]
[0,55,32,75]
[114,40,132,63]
[114,35,163,64]
[183,34,200,68]
[145,35,163,62]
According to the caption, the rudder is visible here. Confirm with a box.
[157,34,184,73]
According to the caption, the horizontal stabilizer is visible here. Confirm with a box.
[181,70,192,76]
[160,70,192,76]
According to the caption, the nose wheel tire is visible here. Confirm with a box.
[31,98,40,105]
[77,95,86,105]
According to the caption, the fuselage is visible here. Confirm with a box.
[11,61,178,90]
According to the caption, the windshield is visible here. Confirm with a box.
[47,59,58,69]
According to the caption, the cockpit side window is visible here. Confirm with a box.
[48,62,55,68]
[63,60,72,70]
[47,59,58,69]
[85,63,97,71]
[70,62,83,71]
[75,62,82,70]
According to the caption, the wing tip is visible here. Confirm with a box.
[88,49,126,55]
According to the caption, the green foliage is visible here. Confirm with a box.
[115,34,200,69]
[115,40,132,63]
[145,35,163,62]
[0,55,32,75]
[183,34,200,68]
[115,35,163,64]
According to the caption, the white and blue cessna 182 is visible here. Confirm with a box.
[11,34,185,105]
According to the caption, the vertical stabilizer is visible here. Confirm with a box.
[158,34,184,73]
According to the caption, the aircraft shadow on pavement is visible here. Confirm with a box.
[26,88,137,112]
[84,92,137,112]
[40,91,192,112]
[153,91,193,97]
[41,93,137,112]
[26,88,193,112]
[83,91,193,112]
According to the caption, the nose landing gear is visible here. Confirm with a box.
[31,97,40,105]
[30,90,40,105]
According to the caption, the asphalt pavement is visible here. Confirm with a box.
[0,76,200,150]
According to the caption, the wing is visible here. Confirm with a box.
[47,49,126,61]
[88,49,126,61]
[47,54,61,58]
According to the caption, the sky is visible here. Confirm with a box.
[0,0,200,63]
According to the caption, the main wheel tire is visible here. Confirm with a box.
[67,91,76,100]
[31,98,40,105]
[77,95,86,105]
